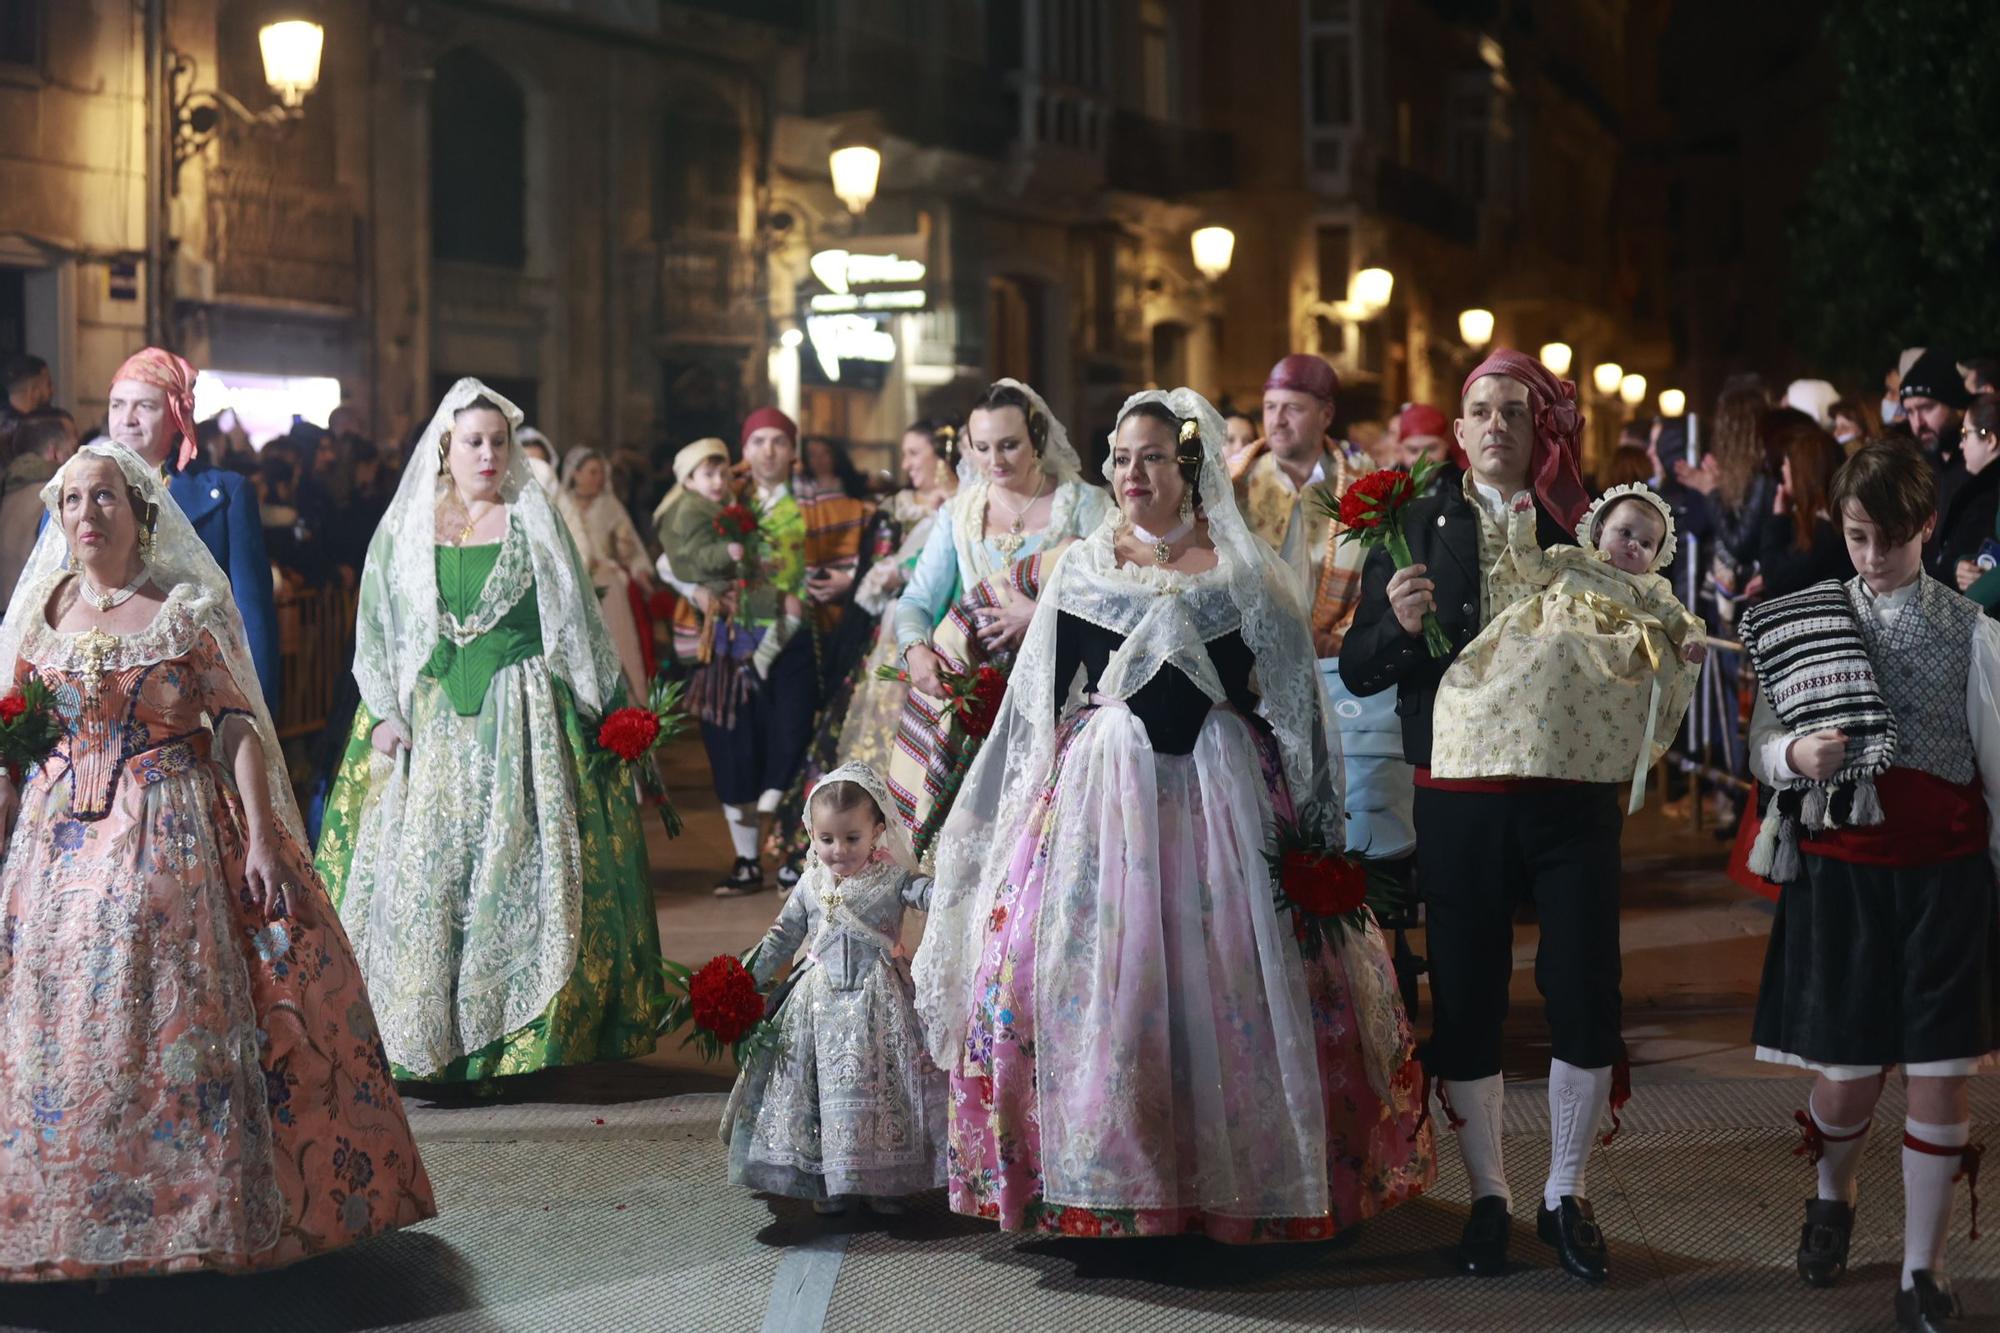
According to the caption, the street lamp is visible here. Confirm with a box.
[1592,362,1625,396]
[1350,267,1394,313]
[1191,226,1235,282]
[1658,388,1686,417]
[1539,342,1573,376]
[1458,308,1494,349]
[258,19,324,109]
[169,16,325,194]
[829,141,882,215]
[1620,372,1647,406]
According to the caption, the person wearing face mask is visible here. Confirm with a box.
[1343,348,1632,1287]
[1899,347,1971,471]
[1828,397,1877,453]
[315,379,665,1085]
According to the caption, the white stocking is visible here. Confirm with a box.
[1444,1074,1509,1207]
[1902,1117,1971,1290]
[723,802,761,862]
[1544,1059,1610,1209]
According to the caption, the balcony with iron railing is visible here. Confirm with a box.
[1373,158,1480,247]
[804,41,1015,159]
[1104,110,1234,197]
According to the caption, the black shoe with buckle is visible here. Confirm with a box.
[775,860,803,891]
[1455,1195,1512,1277]
[1896,1270,1962,1330]
[1797,1197,1854,1288]
[1537,1195,1608,1283]
[713,857,764,897]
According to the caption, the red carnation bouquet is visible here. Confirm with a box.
[0,674,63,780]
[592,676,689,837]
[875,661,1007,739]
[658,953,778,1063]
[711,503,759,542]
[1267,802,1400,959]
[1319,457,1452,657]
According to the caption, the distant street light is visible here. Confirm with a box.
[1458,308,1495,349]
[1350,267,1394,313]
[1539,342,1573,376]
[1658,387,1687,417]
[1191,226,1235,281]
[829,142,882,215]
[1620,372,1647,406]
[1592,362,1625,396]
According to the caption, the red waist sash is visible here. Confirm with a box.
[1797,766,1989,867]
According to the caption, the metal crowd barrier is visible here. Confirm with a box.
[275,581,359,741]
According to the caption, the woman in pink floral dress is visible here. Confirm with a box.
[914,390,1432,1243]
[0,444,434,1280]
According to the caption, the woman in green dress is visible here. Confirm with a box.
[315,379,665,1083]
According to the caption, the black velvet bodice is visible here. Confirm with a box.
[1053,610,1260,754]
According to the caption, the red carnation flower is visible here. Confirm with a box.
[1279,849,1368,917]
[956,665,1007,739]
[712,503,759,541]
[0,693,24,724]
[598,707,661,763]
[687,955,764,1047]
[1337,468,1413,531]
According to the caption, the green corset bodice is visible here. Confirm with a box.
[422,542,544,714]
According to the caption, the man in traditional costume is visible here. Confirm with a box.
[1235,353,1412,860]
[103,347,279,701]
[1341,347,1623,1284]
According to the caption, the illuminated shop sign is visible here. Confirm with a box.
[799,248,929,387]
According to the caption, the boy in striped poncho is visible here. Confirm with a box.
[1745,441,2000,1332]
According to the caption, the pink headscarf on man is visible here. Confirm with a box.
[110,347,200,470]
[1460,347,1589,529]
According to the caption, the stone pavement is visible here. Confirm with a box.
[1,742,1981,1332]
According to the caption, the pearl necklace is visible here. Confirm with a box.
[81,566,147,611]
[1130,516,1195,564]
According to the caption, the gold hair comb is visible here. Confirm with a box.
[1178,417,1200,444]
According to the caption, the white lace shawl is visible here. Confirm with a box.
[953,377,1084,487]
[352,378,624,731]
[0,443,306,846]
[913,387,1345,1065]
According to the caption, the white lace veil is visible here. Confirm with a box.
[352,378,625,731]
[803,761,919,875]
[953,376,1083,486]
[912,386,1344,1065]
[0,442,306,844]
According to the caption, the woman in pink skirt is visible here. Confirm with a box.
[914,389,1432,1243]
[0,443,434,1280]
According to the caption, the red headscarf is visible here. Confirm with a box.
[1264,354,1340,405]
[740,406,799,450]
[1396,401,1466,472]
[1460,348,1589,529]
[110,347,200,471]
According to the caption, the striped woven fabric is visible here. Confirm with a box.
[1738,578,1896,768]
[886,540,1072,866]
[1737,578,1895,878]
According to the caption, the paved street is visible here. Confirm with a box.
[2,741,1987,1333]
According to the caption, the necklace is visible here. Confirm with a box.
[454,498,497,545]
[1130,516,1196,565]
[81,566,146,611]
[988,473,1049,561]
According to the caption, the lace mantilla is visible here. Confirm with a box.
[914,388,1344,1067]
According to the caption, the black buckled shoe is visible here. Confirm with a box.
[1796,1198,1855,1288]
[1455,1195,1512,1277]
[775,860,803,891]
[712,857,764,897]
[1896,1270,1962,1330]
[1537,1195,1608,1283]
